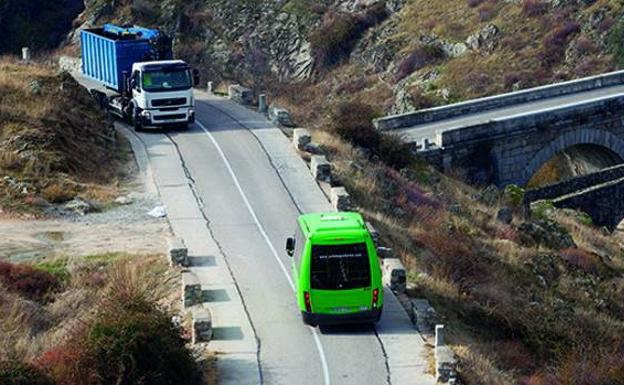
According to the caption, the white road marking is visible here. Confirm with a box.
[196,120,331,385]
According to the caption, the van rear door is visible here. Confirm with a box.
[309,243,373,314]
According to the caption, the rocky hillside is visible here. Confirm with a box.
[69,0,623,116]
[0,58,124,216]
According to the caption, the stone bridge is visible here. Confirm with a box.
[375,70,624,187]
[375,70,624,229]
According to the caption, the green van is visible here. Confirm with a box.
[285,212,383,326]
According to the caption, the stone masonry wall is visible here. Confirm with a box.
[439,95,624,186]
[524,163,624,204]
[553,176,624,230]
[375,69,624,131]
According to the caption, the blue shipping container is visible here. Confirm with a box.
[81,28,153,93]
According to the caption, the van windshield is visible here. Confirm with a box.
[142,68,191,92]
[311,243,371,290]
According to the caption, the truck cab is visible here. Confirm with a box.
[128,60,195,128]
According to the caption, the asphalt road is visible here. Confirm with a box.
[74,65,433,384]
[395,83,624,144]
[167,94,393,385]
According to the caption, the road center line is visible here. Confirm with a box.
[195,120,331,385]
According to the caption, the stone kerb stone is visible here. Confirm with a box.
[435,324,458,383]
[182,271,202,309]
[168,237,189,267]
[382,258,406,293]
[411,299,438,336]
[192,306,213,344]
[310,155,331,182]
[330,187,351,212]
[228,84,253,105]
[293,128,311,150]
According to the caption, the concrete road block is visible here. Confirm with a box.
[382,258,406,293]
[192,306,213,344]
[259,94,267,113]
[310,155,331,182]
[411,299,438,335]
[293,128,311,150]
[229,84,253,105]
[182,271,202,309]
[22,47,31,62]
[366,222,379,245]
[168,237,188,266]
[377,246,395,259]
[330,187,352,212]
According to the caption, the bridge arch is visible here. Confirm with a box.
[522,128,624,186]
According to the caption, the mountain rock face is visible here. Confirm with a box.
[65,0,623,116]
[0,0,84,54]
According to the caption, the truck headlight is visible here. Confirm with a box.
[141,110,151,118]
[188,108,195,117]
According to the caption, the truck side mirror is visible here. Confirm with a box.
[286,237,295,257]
[192,69,200,87]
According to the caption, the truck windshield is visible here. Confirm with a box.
[142,69,191,92]
[310,243,371,290]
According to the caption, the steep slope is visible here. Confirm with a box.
[69,0,623,116]
[0,58,123,215]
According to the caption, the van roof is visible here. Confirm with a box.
[299,212,366,236]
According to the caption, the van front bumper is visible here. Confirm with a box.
[302,307,382,326]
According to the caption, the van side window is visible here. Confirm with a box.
[294,226,304,269]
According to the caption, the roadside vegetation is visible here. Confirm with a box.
[0,254,216,385]
[302,107,624,384]
[0,57,130,216]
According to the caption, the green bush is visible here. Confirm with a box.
[608,20,624,68]
[85,297,199,385]
[329,101,415,168]
[504,184,525,207]
[0,359,53,385]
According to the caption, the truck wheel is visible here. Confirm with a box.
[132,109,143,132]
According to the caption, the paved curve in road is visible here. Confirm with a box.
[394,83,624,144]
[73,59,435,383]
[155,92,408,385]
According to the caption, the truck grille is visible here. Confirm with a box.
[152,98,187,107]
[154,114,186,121]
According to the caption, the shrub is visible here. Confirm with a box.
[504,184,525,207]
[0,261,61,301]
[85,297,199,385]
[467,0,486,7]
[0,359,53,385]
[395,45,444,81]
[541,21,580,67]
[329,101,381,150]
[558,248,603,274]
[608,20,624,67]
[479,3,496,22]
[38,260,201,385]
[522,0,548,17]
[41,183,76,203]
[310,3,388,68]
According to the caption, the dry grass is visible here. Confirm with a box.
[310,126,624,384]
[0,57,130,215]
[0,254,189,378]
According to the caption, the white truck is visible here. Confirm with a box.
[81,24,199,130]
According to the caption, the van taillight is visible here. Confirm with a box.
[304,291,312,312]
[372,288,379,308]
